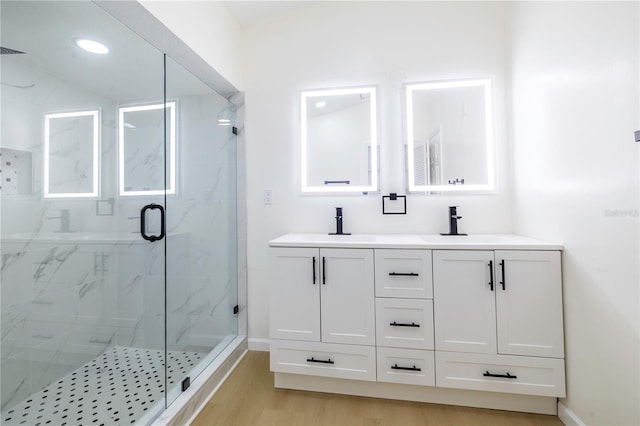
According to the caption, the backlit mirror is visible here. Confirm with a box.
[119,101,176,196]
[44,110,99,198]
[406,78,495,192]
[301,86,378,193]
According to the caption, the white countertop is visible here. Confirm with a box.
[269,233,563,250]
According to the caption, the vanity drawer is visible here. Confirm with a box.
[435,351,566,397]
[376,298,434,349]
[375,249,432,299]
[270,340,376,382]
[377,347,435,386]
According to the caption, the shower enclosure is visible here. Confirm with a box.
[0,1,243,424]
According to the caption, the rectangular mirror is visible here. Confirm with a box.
[406,78,495,192]
[301,86,378,193]
[119,101,176,196]
[44,110,99,198]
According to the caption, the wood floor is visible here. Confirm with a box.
[191,351,563,426]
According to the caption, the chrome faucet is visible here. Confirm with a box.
[440,206,467,236]
[329,207,350,236]
[46,209,72,232]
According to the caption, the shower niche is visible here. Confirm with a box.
[0,148,32,196]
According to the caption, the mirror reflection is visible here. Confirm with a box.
[301,86,378,193]
[406,78,495,192]
[44,110,99,198]
[118,101,176,196]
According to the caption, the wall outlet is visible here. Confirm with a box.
[264,189,273,204]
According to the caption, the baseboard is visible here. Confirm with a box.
[248,337,270,351]
[558,402,586,426]
[275,372,558,415]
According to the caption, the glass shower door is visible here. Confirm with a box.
[163,57,239,407]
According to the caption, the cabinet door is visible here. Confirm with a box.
[433,250,496,354]
[269,247,320,342]
[320,248,375,345]
[495,250,564,358]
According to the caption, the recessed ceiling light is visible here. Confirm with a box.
[315,101,327,108]
[75,38,109,54]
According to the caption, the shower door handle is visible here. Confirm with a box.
[140,203,165,242]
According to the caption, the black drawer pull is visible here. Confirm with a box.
[312,257,316,284]
[306,357,334,364]
[488,260,494,291]
[391,364,421,372]
[322,257,326,285]
[500,259,506,290]
[389,321,420,328]
[483,371,517,379]
[389,272,419,277]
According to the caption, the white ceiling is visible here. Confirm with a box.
[1,1,213,103]
[222,1,319,27]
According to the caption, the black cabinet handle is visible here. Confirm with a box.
[322,257,326,285]
[140,203,165,242]
[389,272,419,277]
[312,257,316,284]
[483,371,517,379]
[391,364,421,372]
[500,260,506,290]
[306,357,334,364]
[389,321,420,328]
[488,260,494,291]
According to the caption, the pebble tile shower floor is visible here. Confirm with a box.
[1,346,204,426]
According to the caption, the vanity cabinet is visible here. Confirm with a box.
[269,234,566,414]
[373,249,436,386]
[432,250,564,358]
[269,247,375,345]
[433,249,565,397]
[270,247,376,380]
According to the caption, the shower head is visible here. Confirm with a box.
[0,46,25,55]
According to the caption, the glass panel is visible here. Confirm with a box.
[1,1,168,424]
[164,57,238,407]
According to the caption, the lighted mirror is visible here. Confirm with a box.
[406,78,495,192]
[119,102,176,196]
[301,86,378,193]
[44,110,99,198]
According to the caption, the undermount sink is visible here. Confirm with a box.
[296,234,378,243]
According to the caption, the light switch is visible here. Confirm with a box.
[264,190,273,205]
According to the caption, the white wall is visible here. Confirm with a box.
[139,0,244,90]
[509,2,639,425]
[243,2,513,343]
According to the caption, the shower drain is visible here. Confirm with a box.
[1,346,204,426]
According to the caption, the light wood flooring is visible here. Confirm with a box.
[192,351,563,426]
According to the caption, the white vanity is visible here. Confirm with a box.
[269,234,565,415]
